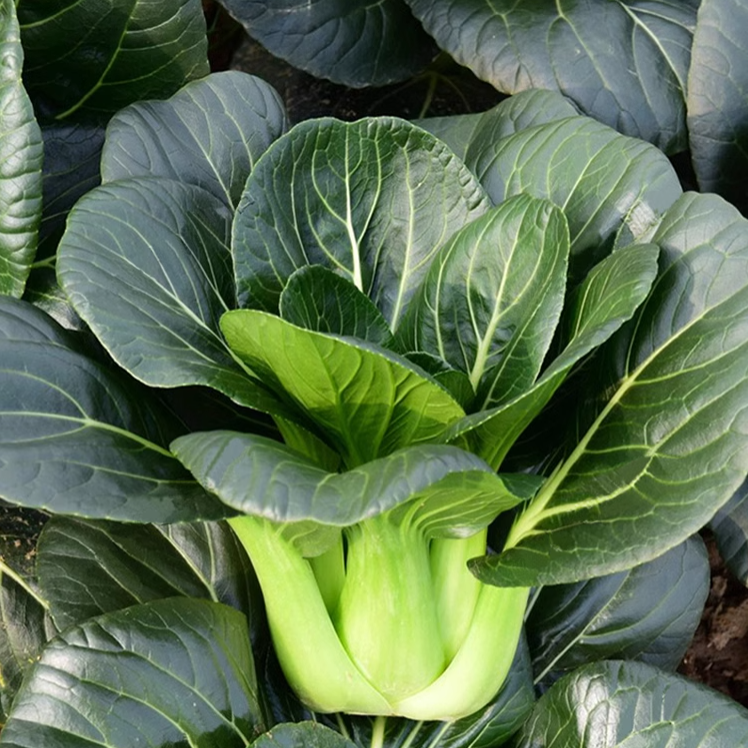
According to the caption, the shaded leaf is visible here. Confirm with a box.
[0,1,42,297]
[0,598,264,747]
[232,116,489,330]
[514,660,748,747]
[102,71,288,209]
[17,0,209,121]
[254,722,357,748]
[406,0,698,153]
[709,476,748,585]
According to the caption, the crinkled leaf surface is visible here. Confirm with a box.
[447,243,660,469]
[56,178,290,417]
[406,0,698,153]
[709,476,748,584]
[0,1,42,297]
[220,0,435,87]
[526,536,709,689]
[468,116,681,280]
[397,195,569,411]
[221,311,465,465]
[102,71,288,210]
[36,516,260,636]
[474,194,748,586]
[232,116,489,330]
[514,660,748,747]
[0,297,226,523]
[16,0,208,121]
[280,266,393,346]
[0,598,264,748]
[688,0,748,213]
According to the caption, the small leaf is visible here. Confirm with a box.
[102,71,288,209]
[253,722,357,748]
[709,477,748,585]
[221,311,465,465]
[0,598,264,748]
[514,660,748,747]
[280,265,393,345]
[0,1,42,297]
[232,116,489,330]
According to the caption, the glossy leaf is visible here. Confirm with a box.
[232,116,489,329]
[102,72,288,209]
[514,660,748,747]
[36,517,260,635]
[474,194,748,586]
[0,598,264,748]
[526,536,709,689]
[221,311,465,466]
[220,0,435,87]
[406,0,698,153]
[467,116,681,280]
[56,178,289,416]
[688,0,748,212]
[447,244,660,468]
[0,299,226,523]
[280,265,392,345]
[17,0,209,121]
[397,195,569,410]
[254,722,357,748]
[709,477,748,585]
[0,1,42,297]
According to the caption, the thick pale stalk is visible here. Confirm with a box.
[310,535,346,614]
[334,515,447,701]
[229,516,392,715]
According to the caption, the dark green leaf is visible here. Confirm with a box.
[397,195,569,410]
[102,71,288,210]
[467,116,681,281]
[688,0,748,212]
[0,598,265,747]
[220,0,435,87]
[0,299,226,523]
[0,1,42,297]
[709,477,748,584]
[22,267,86,331]
[232,116,489,330]
[280,266,393,345]
[56,177,290,417]
[474,194,748,586]
[17,0,209,121]
[254,722,356,748]
[406,0,697,153]
[526,536,709,689]
[36,517,261,637]
[221,311,465,465]
[514,660,748,747]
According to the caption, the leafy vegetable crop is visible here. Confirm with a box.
[2,65,748,744]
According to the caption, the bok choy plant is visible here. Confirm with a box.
[2,72,748,745]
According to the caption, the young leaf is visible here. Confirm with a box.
[397,194,569,410]
[475,194,748,586]
[0,599,264,748]
[56,178,290,417]
[253,722,357,748]
[221,311,465,465]
[102,72,288,210]
[0,0,42,297]
[514,661,748,747]
[232,116,489,329]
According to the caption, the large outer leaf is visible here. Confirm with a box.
[406,0,698,154]
[526,536,709,688]
[101,72,288,210]
[0,297,227,523]
[0,598,264,748]
[468,116,682,280]
[514,660,748,747]
[0,0,42,297]
[36,517,261,636]
[16,0,208,121]
[474,193,748,586]
[56,178,288,417]
[397,195,569,410]
[688,0,748,212]
[221,311,465,465]
[220,0,435,87]
[232,116,489,330]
